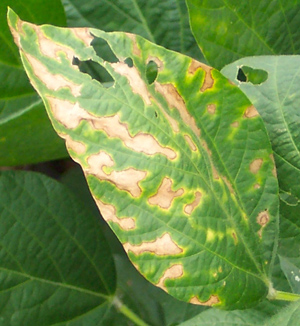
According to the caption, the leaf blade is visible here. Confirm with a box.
[9,10,279,309]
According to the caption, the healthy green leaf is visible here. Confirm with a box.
[62,0,203,61]
[8,10,279,309]
[186,0,300,69]
[264,300,300,326]
[177,308,267,326]
[0,0,67,166]
[0,0,66,66]
[279,255,300,294]
[0,170,116,324]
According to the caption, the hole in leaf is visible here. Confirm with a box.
[72,57,114,87]
[237,66,268,85]
[91,36,118,63]
[146,60,158,85]
[125,57,133,67]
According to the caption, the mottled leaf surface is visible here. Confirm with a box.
[0,170,116,325]
[8,10,279,309]
[0,1,67,166]
[187,0,300,69]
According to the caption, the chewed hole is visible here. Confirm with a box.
[72,57,114,87]
[91,36,118,63]
[125,57,133,67]
[237,66,268,85]
[146,60,158,84]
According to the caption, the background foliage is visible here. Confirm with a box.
[1,0,300,324]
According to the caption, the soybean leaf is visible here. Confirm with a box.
[0,0,67,166]
[8,10,279,309]
[264,300,300,326]
[0,170,116,324]
[61,166,206,325]
[279,256,300,294]
[222,56,300,201]
[186,0,300,69]
[62,0,203,61]
[177,308,267,326]
[221,55,300,302]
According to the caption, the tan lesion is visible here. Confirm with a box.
[46,97,93,129]
[257,210,270,238]
[188,59,214,92]
[91,114,177,160]
[249,158,263,174]
[244,105,259,118]
[86,151,147,197]
[189,295,220,306]
[184,191,202,215]
[95,199,136,230]
[184,135,197,152]
[155,82,201,137]
[207,104,216,114]
[125,33,141,57]
[148,177,184,209]
[156,264,184,291]
[72,28,94,47]
[112,61,152,105]
[25,53,82,97]
[123,233,183,256]
[62,134,86,155]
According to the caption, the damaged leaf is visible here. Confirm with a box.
[8,9,279,309]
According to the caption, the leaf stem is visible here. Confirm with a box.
[113,296,150,326]
[272,290,300,302]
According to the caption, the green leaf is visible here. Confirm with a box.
[264,300,300,326]
[0,0,66,66]
[0,170,116,324]
[279,256,300,294]
[177,309,267,325]
[9,10,279,309]
[186,0,300,69]
[0,1,67,166]
[62,0,203,61]
[221,56,300,201]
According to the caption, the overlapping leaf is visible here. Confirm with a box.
[0,170,116,324]
[0,0,67,166]
[62,0,203,60]
[8,10,279,309]
[221,57,300,300]
[186,0,300,69]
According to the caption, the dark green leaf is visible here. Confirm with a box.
[187,0,300,69]
[264,300,300,326]
[0,170,116,324]
[0,1,67,166]
[62,0,203,61]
